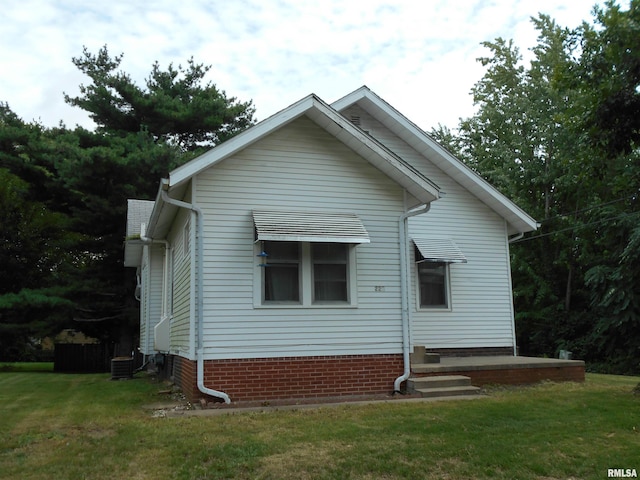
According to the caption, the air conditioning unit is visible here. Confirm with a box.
[111,357,133,380]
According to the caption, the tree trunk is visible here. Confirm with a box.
[565,263,573,312]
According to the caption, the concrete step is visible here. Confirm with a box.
[408,375,472,391]
[414,385,482,398]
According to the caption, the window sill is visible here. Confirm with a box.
[416,306,452,312]
[254,303,358,309]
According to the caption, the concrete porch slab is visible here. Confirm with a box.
[411,356,585,386]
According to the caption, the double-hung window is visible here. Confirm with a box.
[263,241,300,303]
[413,238,467,310]
[260,241,352,305]
[312,243,348,303]
[417,261,449,308]
[253,210,369,307]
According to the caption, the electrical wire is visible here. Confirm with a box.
[512,210,640,243]
[539,192,637,224]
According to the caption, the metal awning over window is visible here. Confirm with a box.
[253,210,370,243]
[413,237,467,263]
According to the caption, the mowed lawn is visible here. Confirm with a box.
[0,363,638,480]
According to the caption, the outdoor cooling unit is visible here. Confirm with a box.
[111,357,133,380]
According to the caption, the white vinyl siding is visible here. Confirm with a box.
[139,256,149,355]
[344,105,516,351]
[139,246,164,356]
[194,116,406,360]
[168,207,193,357]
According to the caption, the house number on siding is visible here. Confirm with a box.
[374,286,385,292]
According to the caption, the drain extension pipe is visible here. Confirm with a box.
[160,180,231,404]
[393,203,431,394]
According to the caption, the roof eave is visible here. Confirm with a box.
[332,87,538,234]
[169,95,318,188]
[168,92,440,205]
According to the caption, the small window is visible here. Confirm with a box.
[418,262,449,308]
[263,241,300,303]
[312,243,348,303]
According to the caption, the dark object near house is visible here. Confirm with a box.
[110,357,134,379]
[54,343,110,373]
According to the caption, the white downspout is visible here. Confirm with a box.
[508,232,524,243]
[140,224,170,319]
[393,202,431,394]
[160,180,231,404]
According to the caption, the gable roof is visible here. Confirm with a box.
[145,93,443,239]
[168,93,440,204]
[331,86,538,235]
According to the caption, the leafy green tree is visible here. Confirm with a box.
[0,168,77,360]
[449,18,589,356]
[576,0,640,157]
[570,1,640,372]
[1,48,256,359]
[49,127,183,351]
[444,4,640,373]
[65,45,256,152]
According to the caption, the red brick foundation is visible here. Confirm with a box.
[172,354,404,403]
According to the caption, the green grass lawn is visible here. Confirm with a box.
[0,364,638,480]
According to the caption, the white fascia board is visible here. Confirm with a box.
[144,179,170,238]
[331,85,372,111]
[333,87,538,234]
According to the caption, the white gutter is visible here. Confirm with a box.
[159,180,231,404]
[393,202,431,394]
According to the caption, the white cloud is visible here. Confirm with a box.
[0,0,613,131]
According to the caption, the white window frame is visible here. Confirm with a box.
[415,260,452,311]
[254,241,358,308]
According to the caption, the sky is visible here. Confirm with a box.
[0,0,612,133]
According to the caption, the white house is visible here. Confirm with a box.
[124,87,538,403]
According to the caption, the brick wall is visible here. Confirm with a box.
[172,355,199,400]
[172,354,404,403]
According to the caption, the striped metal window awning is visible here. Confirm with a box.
[253,210,370,243]
[413,237,467,263]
